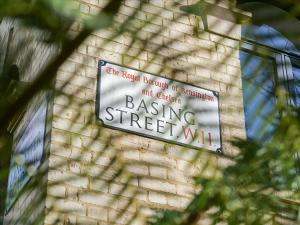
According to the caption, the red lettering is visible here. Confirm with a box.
[106,67,112,74]
[182,126,195,140]
[208,132,212,146]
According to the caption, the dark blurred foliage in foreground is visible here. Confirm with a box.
[0,0,299,225]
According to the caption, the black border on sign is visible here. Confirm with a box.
[96,60,223,154]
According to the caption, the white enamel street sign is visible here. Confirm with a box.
[97,60,222,152]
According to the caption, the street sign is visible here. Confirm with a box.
[97,60,222,152]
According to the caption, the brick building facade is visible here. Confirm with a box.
[2,0,251,224]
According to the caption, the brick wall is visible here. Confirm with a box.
[3,0,248,224]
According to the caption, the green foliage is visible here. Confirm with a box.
[0,0,299,225]
[151,107,300,225]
